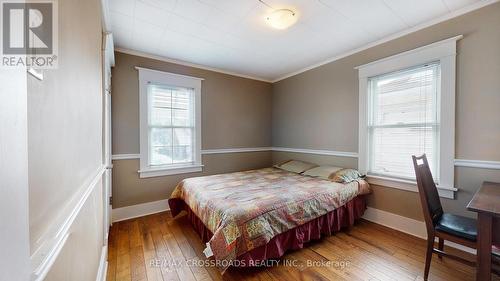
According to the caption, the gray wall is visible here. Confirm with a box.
[272,3,500,220]
[111,52,273,208]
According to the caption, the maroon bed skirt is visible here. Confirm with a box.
[168,196,366,265]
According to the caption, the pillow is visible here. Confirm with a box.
[274,160,317,174]
[303,166,343,180]
[330,168,364,183]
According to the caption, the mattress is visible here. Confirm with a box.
[168,167,370,272]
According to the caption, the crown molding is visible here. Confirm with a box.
[114,48,273,83]
[271,0,500,83]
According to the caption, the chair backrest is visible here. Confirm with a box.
[412,154,443,234]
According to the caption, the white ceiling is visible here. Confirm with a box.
[109,0,485,82]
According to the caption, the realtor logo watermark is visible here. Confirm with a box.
[1,0,58,68]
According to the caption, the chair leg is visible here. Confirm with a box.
[438,238,444,259]
[424,235,434,281]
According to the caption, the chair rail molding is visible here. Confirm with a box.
[454,159,500,170]
[111,147,358,160]
[112,150,500,171]
[272,147,359,158]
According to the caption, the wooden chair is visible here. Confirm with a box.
[412,154,477,280]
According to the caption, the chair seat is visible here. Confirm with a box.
[435,213,477,241]
[494,245,500,258]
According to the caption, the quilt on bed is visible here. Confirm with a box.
[169,167,369,272]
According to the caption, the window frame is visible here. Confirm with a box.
[137,67,203,178]
[356,36,461,199]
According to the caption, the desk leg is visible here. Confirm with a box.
[477,213,492,281]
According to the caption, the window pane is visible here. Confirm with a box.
[150,128,172,166]
[172,109,190,126]
[150,107,171,126]
[368,63,440,180]
[172,145,192,164]
[150,128,172,147]
[150,146,172,166]
[173,128,192,146]
[370,126,437,179]
[147,82,196,167]
[172,89,190,109]
[371,64,439,126]
[150,86,172,108]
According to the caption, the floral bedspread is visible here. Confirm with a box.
[169,167,369,272]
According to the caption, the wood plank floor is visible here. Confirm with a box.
[107,211,499,281]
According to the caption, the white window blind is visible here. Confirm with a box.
[148,84,195,166]
[367,62,441,181]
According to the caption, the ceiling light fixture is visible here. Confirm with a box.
[266,9,297,30]
[258,0,298,30]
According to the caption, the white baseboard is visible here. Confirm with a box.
[112,199,170,222]
[362,207,476,254]
[95,246,107,281]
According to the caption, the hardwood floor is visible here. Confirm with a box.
[107,211,499,281]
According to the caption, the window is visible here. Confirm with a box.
[137,67,202,178]
[357,36,462,199]
[368,62,440,181]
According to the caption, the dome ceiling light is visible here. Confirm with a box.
[258,0,298,30]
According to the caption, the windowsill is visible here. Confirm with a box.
[138,164,203,178]
[366,175,457,199]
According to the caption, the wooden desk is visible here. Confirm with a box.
[467,181,500,281]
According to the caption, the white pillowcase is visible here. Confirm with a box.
[274,160,317,174]
[302,166,343,180]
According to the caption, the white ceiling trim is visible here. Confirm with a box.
[271,0,499,83]
[114,48,273,83]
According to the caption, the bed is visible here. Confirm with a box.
[168,167,370,273]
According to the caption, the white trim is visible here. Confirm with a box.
[366,175,457,199]
[115,48,272,83]
[112,153,140,160]
[101,0,115,68]
[358,36,459,200]
[112,152,500,173]
[95,246,108,281]
[27,67,44,81]
[104,33,115,68]
[202,147,272,154]
[111,147,275,160]
[272,0,499,82]
[356,35,461,77]
[134,66,204,81]
[454,159,500,170]
[354,35,462,71]
[31,165,106,281]
[137,67,203,178]
[100,0,111,32]
[362,207,476,255]
[138,164,203,178]
[272,147,358,158]
[112,199,170,222]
